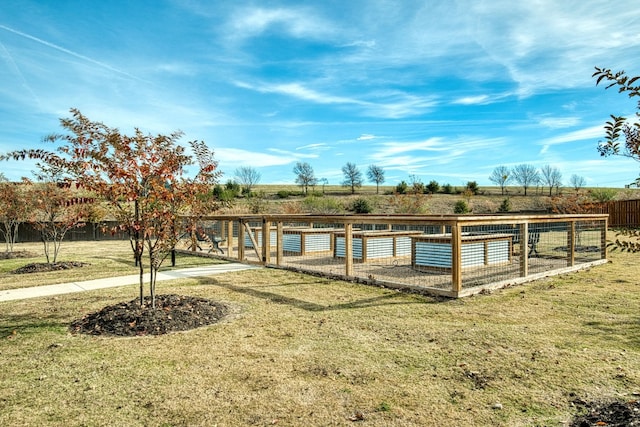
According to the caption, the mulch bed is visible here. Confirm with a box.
[569,398,640,426]
[0,250,39,260]
[69,294,230,336]
[11,261,90,274]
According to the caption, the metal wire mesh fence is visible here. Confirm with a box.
[180,214,608,298]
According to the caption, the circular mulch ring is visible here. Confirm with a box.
[69,294,230,336]
[569,399,640,426]
[11,261,90,274]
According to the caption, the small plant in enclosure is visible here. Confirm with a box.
[454,200,471,214]
[351,198,373,214]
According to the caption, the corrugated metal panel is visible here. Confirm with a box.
[395,236,413,256]
[245,230,277,248]
[335,237,363,259]
[487,240,510,264]
[415,242,452,268]
[283,234,301,252]
[305,234,331,252]
[461,242,485,268]
[366,237,394,258]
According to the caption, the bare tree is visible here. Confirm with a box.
[366,165,385,194]
[234,166,261,194]
[540,165,563,196]
[512,164,540,196]
[342,162,363,194]
[489,165,512,195]
[293,162,317,195]
[569,174,586,193]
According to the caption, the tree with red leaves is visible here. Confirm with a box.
[2,109,221,307]
[0,180,30,253]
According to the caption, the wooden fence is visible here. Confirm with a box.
[182,213,609,298]
[590,199,640,227]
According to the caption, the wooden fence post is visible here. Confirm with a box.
[345,222,353,276]
[519,223,528,277]
[262,219,271,264]
[451,221,462,295]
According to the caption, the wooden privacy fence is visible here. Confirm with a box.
[179,214,608,298]
[590,199,640,227]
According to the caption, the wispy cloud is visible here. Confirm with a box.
[0,40,41,107]
[0,24,143,82]
[235,80,436,118]
[452,95,490,105]
[227,6,335,42]
[216,147,296,168]
[537,116,580,129]
[538,124,605,155]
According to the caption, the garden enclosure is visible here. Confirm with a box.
[179,214,608,298]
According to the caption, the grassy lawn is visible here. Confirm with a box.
[0,243,639,426]
[0,241,226,291]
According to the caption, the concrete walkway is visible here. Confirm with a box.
[0,263,259,302]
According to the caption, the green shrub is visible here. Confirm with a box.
[301,196,344,214]
[466,181,479,195]
[453,200,471,214]
[351,198,373,214]
[589,188,617,203]
[426,180,440,194]
[276,190,290,199]
[441,183,453,194]
[498,198,511,213]
[395,180,408,194]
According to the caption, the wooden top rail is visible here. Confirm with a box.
[196,213,608,227]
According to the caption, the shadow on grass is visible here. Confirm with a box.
[197,276,440,312]
[0,312,70,337]
[583,317,640,347]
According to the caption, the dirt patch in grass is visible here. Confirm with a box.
[11,261,90,274]
[69,294,230,336]
[569,398,640,426]
[0,250,38,259]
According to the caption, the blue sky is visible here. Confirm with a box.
[1,1,640,188]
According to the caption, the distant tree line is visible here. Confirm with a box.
[489,164,591,197]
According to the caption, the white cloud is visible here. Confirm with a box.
[216,147,295,168]
[452,95,490,105]
[538,116,580,129]
[227,6,335,42]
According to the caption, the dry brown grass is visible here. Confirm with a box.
[0,241,225,291]
[0,242,639,426]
